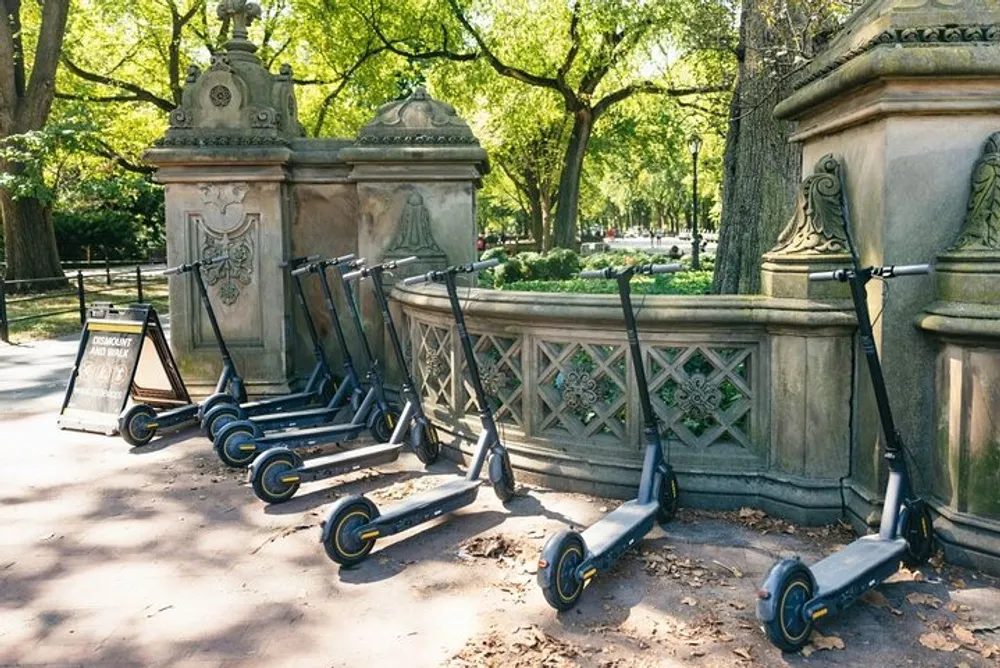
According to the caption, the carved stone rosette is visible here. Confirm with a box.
[192,183,258,306]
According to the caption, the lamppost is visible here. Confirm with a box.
[688,134,702,270]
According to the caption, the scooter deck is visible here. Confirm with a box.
[242,389,317,415]
[299,442,402,481]
[581,500,658,564]
[812,535,908,599]
[257,420,363,446]
[372,478,482,535]
[251,404,345,430]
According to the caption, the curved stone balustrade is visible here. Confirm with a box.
[394,284,857,524]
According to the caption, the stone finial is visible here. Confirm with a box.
[217,0,262,51]
[951,131,1000,252]
[356,85,479,146]
[768,154,850,255]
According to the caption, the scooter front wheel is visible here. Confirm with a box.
[250,449,303,504]
[657,468,680,524]
[488,448,516,503]
[370,409,399,443]
[215,422,260,468]
[322,496,380,567]
[121,404,157,447]
[901,500,935,567]
[538,530,586,611]
[761,562,814,652]
[412,421,440,465]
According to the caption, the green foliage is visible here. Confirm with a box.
[53,175,165,261]
[500,271,713,295]
[480,246,509,263]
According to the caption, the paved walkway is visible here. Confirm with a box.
[2,339,1000,667]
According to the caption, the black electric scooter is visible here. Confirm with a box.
[320,259,516,567]
[200,254,338,438]
[211,255,367,463]
[756,185,935,652]
[212,257,417,468]
[536,263,682,611]
[247,256,442,504]
[119,254,246,446]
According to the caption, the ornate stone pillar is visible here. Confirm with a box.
[773,0,1000,528]
[340,87,488,367]
[919,131,1000,571]
[144,0,302,395]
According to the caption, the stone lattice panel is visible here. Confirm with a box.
[534,339,629,450]
[647,344,756,451]
[459,333,524,427]
[412,318,454,412]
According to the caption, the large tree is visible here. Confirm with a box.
[0,0,71,283]
[360,0,733,248]
[712,0,850,294]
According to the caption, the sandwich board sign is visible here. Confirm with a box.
[58,303,190,435]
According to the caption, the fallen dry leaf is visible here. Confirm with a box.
[906,592,942,609]
[952,625,976,646]
[952,578,967,589]
[680,596,698,606]
[862,590,903,616]
[732,647,752,660]
[803,630,846,655]
[919,632,959,652]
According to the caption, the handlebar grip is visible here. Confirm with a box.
[885,263,932,277]
[201,254,230,268]
[471,259,500,272]
[333,253,355,265]
[290,264,313,277]
[164,265,184,276]
[392,256,418,268]
[402,272,433,287]
[579,269,610,279]
[808,270,846,282]
[648,264,682,275]
[342,269,364,282]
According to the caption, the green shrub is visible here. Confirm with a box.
[500,270,713,296]
[493,256,525,287]
[480,246,508,263]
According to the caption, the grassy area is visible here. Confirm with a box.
[492,271,714,295]
[3,275,169,343]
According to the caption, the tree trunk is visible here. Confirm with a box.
[525,179,544,251]
[1,187,64,287]
[540,189,554,251]
[553,109,594,249]
[712,0,801,294]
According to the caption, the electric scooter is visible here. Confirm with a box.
[211,255,367,463]
[536,263,682,611]
[755,191,935,651]
[119,254,246,446]
[200,254,338,438]
[247,255,442,504]
[320,258,516,567]
[212,257,417,468]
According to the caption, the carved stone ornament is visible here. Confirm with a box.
[951,131,1000,252]
[217,0,262,46]
[562,370,598,412]
[769,154,850,255]
[675,374,722,420]
[387,192,446,256]
[356,86,480,146]
[422,348,446,379]
[479,359,508,399]
[195,183,256,305]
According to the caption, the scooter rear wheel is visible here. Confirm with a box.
[657,469,680,524]
[538,530,586,611]
[762,562,814,652]
[204,403,243,440]
[215,423,259,468]
[412,421,440,465]
[489,448,516,503]
[121,404,157,447]
[250,449,303,504]
[322,496,380,567]
[902,500,935,567]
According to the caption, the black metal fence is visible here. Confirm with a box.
[0,265,167,343]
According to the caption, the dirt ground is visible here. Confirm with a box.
[2,337,1000,667]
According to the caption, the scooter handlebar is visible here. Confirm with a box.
[645,263,683,275]
[470,258,500,272]
[402,258,501,286]
[579,268,611,279]
[388,256,418,269]
[878,263,932,278]
[342,268,364,282]
[807,269,848,282]
[402,273,432,286]
[165,254,229,276]
[279,254,321,269]
[290,264,313,277]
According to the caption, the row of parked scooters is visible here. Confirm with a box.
[115,227,937,652]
